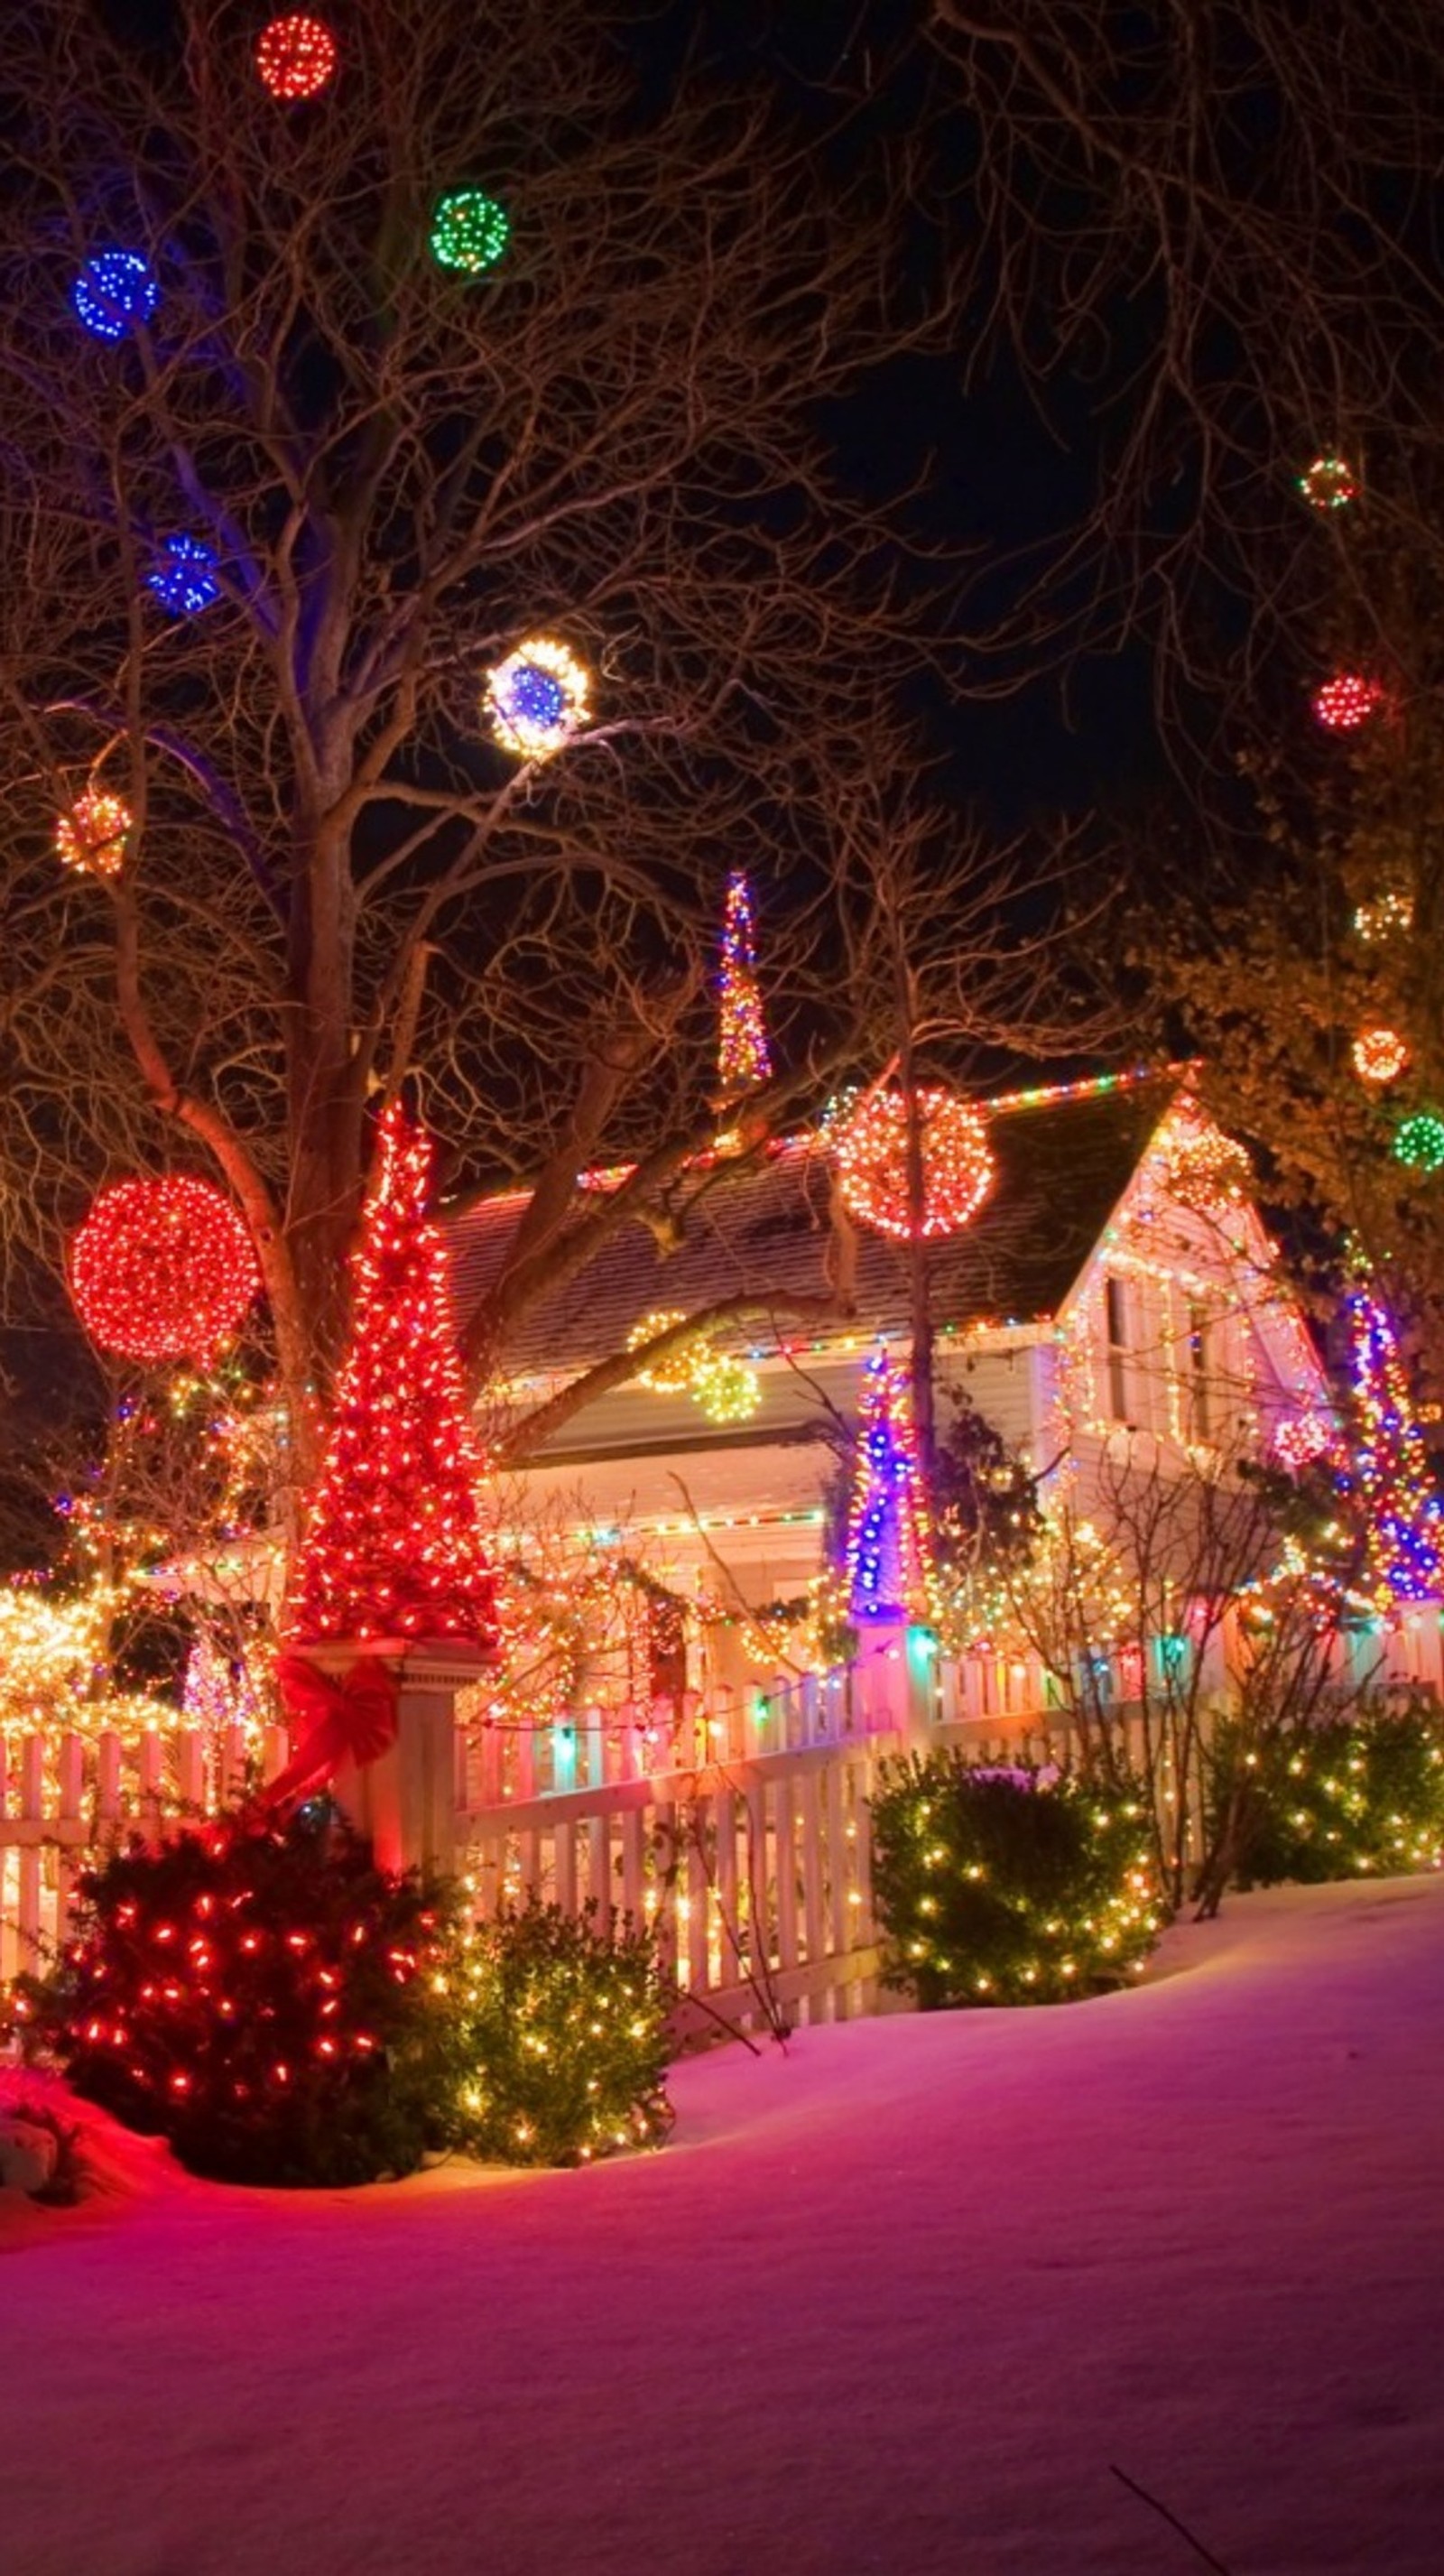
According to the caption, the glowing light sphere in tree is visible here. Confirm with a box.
[1311,672,1386,732]
[1393,1112,1444,1173]
[690,1353,761,1424]
[1352,1026,1410,1087]
[1297,454,1357,511]
[430,190,510,275]
[255,13,338,98]
[1163,1126,1252,1215]
[1273,1412,1333,1474]
[1353,890,1413,943]
[71,249,159,341]
[627,1311,700,1394]
[485,637,591,756]
[54,788,132,878]
[146,535,222,616]
[830,1087,995,1241]
[69,1177,262,1365]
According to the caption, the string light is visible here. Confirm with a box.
[146,535,221,616]
[1163,1125,1252,1214]
[430,190,510,274]
[627,1312,700,1394]
[1353,891,1412,942]
[830,1086,995,1240]
[287,1101,496,1647]
[54,788,132,877]
[1273,1413,1334,1474]
[71,250,158,340]
[1343,1283,1444,1602]
[485,637,590,756]
[690,1353,761,1424]
[1352,1027,1410,1087]
[1393,1112,1444,1173]
[1297,454,1357,511]
[1312,672,1386,731]
[69,1176,262,1364]
[717,870,772,1096]
[255,14,338,97]
[845,1347,930,1620]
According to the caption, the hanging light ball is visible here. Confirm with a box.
[690,1353,762,1424]
[485,637,591,757]
[627,1311,701,1395]
[69,1176,262,1365]
[1273,1413,1334,1474]
[830,1087,995,1241]
[430,190,510,275]
[71,250,160,342]
[145,535,222,616]
[1353,890,1413,943]
[1352,1027,1410,1087]
[1297,454,1357,512]
[255,14,338,98]
[1164,1127,1253,1214]
[1312,672,1386,732]
[1393,1112,1444,1174]
[54,788,132,878]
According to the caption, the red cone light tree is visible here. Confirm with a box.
[286,1102,496,1648]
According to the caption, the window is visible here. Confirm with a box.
[1105,1274,1130,1422]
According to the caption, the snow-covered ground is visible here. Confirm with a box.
[5,1876,1444,2576]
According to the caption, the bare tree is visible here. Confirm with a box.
[0,0,1090,1498]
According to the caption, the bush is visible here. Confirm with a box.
[870,1752,1164,2009]
[1207,1700,1444,1889]
[455,1896,673,2167]
[25,1802,471,2187]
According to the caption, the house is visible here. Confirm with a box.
[448,1071,1332,1696]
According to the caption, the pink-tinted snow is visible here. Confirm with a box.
[5,1876,1444,2576]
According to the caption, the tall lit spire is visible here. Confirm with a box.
[717,870,772,1098]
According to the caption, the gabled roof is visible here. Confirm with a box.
[447,1072,1176,1382]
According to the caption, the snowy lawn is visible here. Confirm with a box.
[5,1875,1444,2576]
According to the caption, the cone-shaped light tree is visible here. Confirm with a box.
[286,1103,496,1648]
[1343,1277,1444,1605]
[717,870,773,1100]
[845,1346,931,1622]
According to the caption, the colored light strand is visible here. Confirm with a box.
[845,1347,930,1620]
[69,1175,262,1365]
[830,1085,995,1241]
[55,788,132,878]
[72,250,158,341]
[255,14,338,98]
[430,190,510,274]
[287,1101,496,1646]
[1297,454,1357,511]
[717,870,772,1096]
[1343,1284,1443,1604]
[485,636,590,757]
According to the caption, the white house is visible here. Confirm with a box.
[448,1071,1331,1653]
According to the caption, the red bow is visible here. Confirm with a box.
[266,1652,399,1809]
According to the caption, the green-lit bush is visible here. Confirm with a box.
[870,1752,1164,2009]
[1207,1700,1444,1889]
[456,1896,673,2167]
[24,1802,470,2187]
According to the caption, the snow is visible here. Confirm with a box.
[5,1876,1444,2576]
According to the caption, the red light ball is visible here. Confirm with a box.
[831,1087,995,1240]
[69,1175,262,1364]
[1311,672,1386,732]
[255,14,338,101]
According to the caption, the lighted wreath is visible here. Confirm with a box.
[69,1175,262,1364]
[829,1086,995,1242]
[485,637,591,757]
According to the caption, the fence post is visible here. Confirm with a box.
[851,1619,935,1747]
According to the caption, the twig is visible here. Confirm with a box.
[1109,2465,1236,2575]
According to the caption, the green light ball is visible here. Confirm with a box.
[1393,1112,1444,1173]
[430,190,510,275]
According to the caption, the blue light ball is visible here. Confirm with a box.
[145,535,222,617]
[505,662,569,731]
[72,250,160,341]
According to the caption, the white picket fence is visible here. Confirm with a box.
[0,1724,289,1984]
